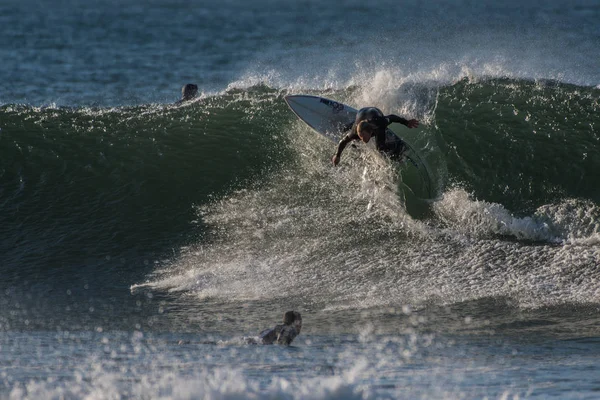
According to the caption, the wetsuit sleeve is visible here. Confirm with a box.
[385,114,409,126]
[341,120,354,132]
[335,132,358,158]
[276,326,298,345]
[259,327,278,344]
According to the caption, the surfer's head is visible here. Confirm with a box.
[283,311,296,325]
[357,107,386,126]
[181,83,198,101]
[283,310,301,326]
[356,120,377,143]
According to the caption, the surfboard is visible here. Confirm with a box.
[284,95,434,200]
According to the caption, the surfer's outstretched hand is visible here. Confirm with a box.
[406,119,419,128]
[332,155,340,166]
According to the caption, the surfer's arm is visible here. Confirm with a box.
[332,134,354,166]
[258,327,278,345]
[276,326,298,345]
[386,114,419,128]
[341,121,354,132]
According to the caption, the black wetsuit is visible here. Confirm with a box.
[258,324,299,345]
[335,107,408,160]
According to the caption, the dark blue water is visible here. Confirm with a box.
[2,0,600,398]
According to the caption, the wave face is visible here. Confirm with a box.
[3,79,599,316]
[119,79,600,319]
[434,79,600,213]
[0,89,291,288]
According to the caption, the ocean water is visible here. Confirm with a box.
[2,0,600,398]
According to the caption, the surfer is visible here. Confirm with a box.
[332,107,419,165]
[250,311,302,345]
[175,83,198,104]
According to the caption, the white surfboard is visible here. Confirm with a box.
[284,95,434,200]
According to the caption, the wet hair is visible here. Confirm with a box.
[357,107,385,125]
[283,310,301,325]
[181,83,198,100]
[356,120,378,137]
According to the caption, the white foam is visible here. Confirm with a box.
[7,362,368,400]
[433,188,558,242]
